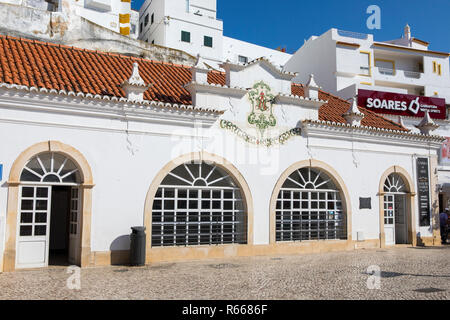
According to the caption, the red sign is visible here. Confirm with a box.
[358,89,446,120]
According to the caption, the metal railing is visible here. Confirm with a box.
[378,67,396,76]
[404,70,422,79]
[337,29,368,40]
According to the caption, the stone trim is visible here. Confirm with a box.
[143,152,254,264]
[2,141,94,272]
[269,159,353,244]
[378,166,417,248]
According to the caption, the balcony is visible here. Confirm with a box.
[373,67,424,85]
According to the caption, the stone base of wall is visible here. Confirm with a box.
[91,239,380,266]
[416,236,442,247]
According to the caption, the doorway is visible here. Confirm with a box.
[49,186,71,266]
[16,185,81,269]
[384,194,408,245]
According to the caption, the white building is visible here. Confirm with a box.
[0,0,139,38]
[138,0,291,68]
[0,36,445,273]
[284,25,450,214]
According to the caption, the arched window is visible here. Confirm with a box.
[152,162,247,247]
[20,152,81,184]
[276,167,346,242]
[383,173,407,193]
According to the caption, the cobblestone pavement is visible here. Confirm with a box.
[0,246,449,300]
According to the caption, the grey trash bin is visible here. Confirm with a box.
[130,226,146,266]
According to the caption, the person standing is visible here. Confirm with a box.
[440,208,449,245]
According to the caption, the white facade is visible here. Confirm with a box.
[138,0,291,68]
[0,0,139,38]
[0,43,444,271]
[73,0,139,38]
[284,27,450,104]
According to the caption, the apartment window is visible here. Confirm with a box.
[204,36,213,48]
[186,0,190,12]
[438,64,442,76]
[433,61,437,73]
[238,55,248,64]
[359,51,371,76]
[181,31,191,43]
[375,59,395,76]
[144,14,149,27]
[152,40,155,44]
[151,13,154,24]
[130,24,136,35]
[139,22,143,34]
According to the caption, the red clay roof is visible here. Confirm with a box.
[0,35,407,131]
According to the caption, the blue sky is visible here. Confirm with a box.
[131,0,450,54]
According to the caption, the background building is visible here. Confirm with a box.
[138,0,291,68]
[0,0,139,38]
[284,25,450,215]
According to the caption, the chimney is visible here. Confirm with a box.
[191,54,209,84]
[120,62,151,102]
[343,96,365,126]
[404,24,412,46]
[304,74,320,100]
[415,110,439,135]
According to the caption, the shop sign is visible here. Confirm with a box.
[417,158,431,227]
[358,89,446,119]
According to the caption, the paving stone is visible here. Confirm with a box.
[0,246,449,300]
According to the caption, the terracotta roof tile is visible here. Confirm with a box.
[0,35,407,131]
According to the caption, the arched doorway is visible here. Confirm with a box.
[17,152,81,268]
[270,160,352,244]
[3,141,94,272]
[143,152,254,263]
[383,173,409,245]
[379,166,416,247]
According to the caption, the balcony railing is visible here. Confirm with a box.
[373,67,423,81]
[404,71,422,79]
[378,67,395,76]
[337,29,368,40]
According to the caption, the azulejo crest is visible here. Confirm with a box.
[220,81,301,147]
[247,81,277,135]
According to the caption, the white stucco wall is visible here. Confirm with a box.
[0,82,439,257]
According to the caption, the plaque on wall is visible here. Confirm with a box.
[417,158,431,226]
[359,197,372,209]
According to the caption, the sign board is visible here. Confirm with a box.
[417,158,431,226]
[359,197,372,209]
[358,89,446,120]
[440,137,450,166]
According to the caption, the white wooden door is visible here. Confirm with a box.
[384,194,395,246]
[68,187,81,265]
[16,186,52,269]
